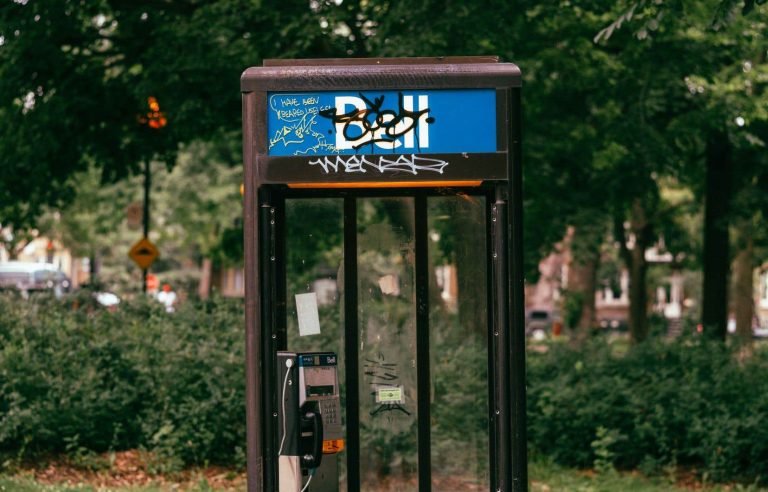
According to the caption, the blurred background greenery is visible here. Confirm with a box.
[0,0,767,344]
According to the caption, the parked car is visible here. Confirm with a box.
[0,261,72,297]
[525,309,560,339]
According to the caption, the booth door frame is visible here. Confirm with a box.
[255,184,520,492]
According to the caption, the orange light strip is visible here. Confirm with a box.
[287,180,482,189]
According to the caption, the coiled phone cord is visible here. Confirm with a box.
[278,358,315,491]
[277,358,293,456]
[300,472,313,492]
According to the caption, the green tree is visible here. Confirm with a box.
[45,164,134,285]
[152,141,243,297]
[0,0,349,230]
[6,0,767,347]
[592,0,768,341]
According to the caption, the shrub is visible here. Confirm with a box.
[0,293,245,470]
[2,292,768,484]
[527,338,768,483]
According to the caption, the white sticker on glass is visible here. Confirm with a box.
[295,292,321,336]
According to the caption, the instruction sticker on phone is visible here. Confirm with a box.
[376,386,404,404]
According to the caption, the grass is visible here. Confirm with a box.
[529,459,767,492]
[0,477,146,491]
[2,460,766,491]
[0,475,224,491]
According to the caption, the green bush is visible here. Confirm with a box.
[2,292,768,484]
[527,338,768,483]
[0,293,245,470]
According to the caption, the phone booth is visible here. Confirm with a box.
[241,57,526,492]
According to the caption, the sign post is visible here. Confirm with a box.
[136,97,167,292]
[142,158,151,292]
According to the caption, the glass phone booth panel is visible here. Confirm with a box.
[282,193,490,492]
[427,196,490,491]
[357,197,419,491]
[284,198,347,491]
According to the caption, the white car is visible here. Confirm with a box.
[0,261,71,297]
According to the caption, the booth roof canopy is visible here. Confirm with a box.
[240,57,521,92]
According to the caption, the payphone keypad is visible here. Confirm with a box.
[318,397,340,426]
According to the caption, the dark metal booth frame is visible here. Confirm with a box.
[241,57,527,492]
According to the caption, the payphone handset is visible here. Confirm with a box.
[277,351,343,492]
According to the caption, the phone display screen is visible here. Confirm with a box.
[303,366,337,397]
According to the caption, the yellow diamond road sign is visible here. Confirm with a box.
[129,237,159,270]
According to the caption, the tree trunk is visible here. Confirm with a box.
[576,255,599,331]
[701,132,732,341]
[198,257,213,300]
[732,225,754,345]
[568,226,601,345]
[628,238,649,343]
[5,237,29,260]
[89,249,99,285]
[211,261,223,295]
[618,200,651,343]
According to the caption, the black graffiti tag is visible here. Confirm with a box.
[319,92,435,150]
[364,355,411,417]
[364,356,398,383]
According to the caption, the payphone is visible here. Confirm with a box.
[277,351,344,492]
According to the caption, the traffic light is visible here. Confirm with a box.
[138,96,167,129]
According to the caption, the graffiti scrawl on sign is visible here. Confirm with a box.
[308,154,449,175]
[267,89,496,157]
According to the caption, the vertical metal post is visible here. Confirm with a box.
[492,191,512,491]
[243,91,263,492]
[414,194,431,492]
[142,159,150,293]
[270,192,287,489]
[508,87,528,492]
[343,196,360,491]
[486,192,499,490]
[260,190,276,492]
[274,193,287,350]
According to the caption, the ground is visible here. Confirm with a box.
[3,451,244,491]
[1,452,765,491]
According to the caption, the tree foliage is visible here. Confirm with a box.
[0,0,346,228]
[2,0,768,337]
